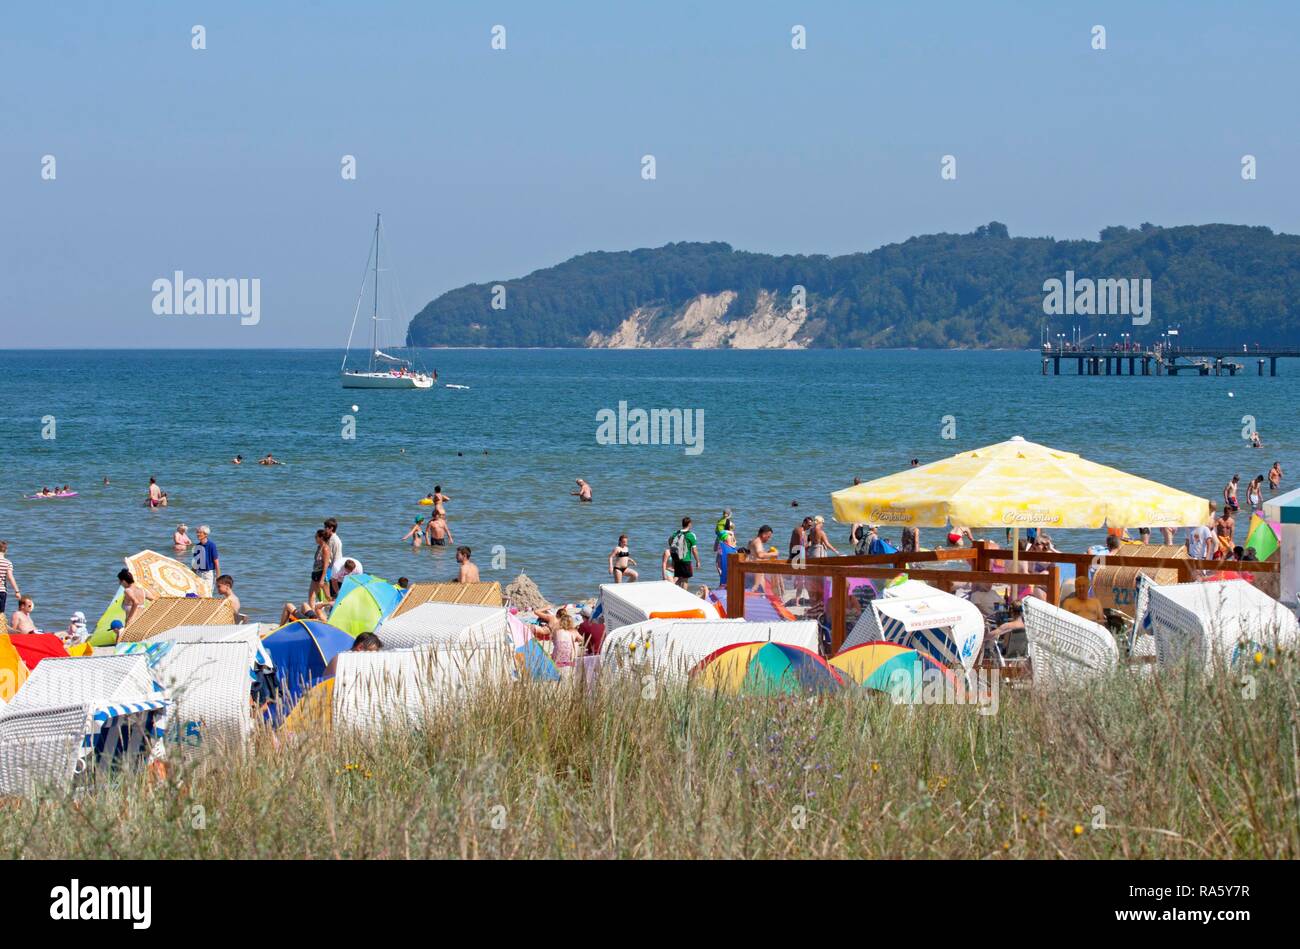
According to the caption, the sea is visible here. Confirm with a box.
[3,348,1296,627]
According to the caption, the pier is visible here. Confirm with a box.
[1041,346,1300,377]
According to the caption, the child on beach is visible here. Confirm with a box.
[216,574,245,624]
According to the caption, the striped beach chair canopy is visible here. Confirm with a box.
[868,592,984,672]
[0,655,170,791]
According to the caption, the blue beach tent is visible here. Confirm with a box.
[262,620,354,716]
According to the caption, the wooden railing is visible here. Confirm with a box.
[723,541,1279,653]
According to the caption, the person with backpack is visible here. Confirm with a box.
[667,517,700,589]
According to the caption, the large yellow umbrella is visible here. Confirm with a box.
[123,549,212,598]
[832,436,1212,533]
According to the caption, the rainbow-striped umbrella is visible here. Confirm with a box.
[692,641,843,695]
[830,641,962,701]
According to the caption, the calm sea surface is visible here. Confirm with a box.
[3,348,1297,626]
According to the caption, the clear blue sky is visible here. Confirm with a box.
[2,0,1297,347]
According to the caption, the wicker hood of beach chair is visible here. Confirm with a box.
[1021,597,1119,689]
[116,598,236,643]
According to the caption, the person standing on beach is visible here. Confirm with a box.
[808,516,839,558]
[609,534,638,582]
[324,518,344,595]
[0,541,20,619]
[667,517,700,589]
[1269,461,1283,492]
[1213,506,1236,557]
[310,528,331,603]
[216,575,245,623]
[117,569,151,627]
[572,478,593,502]
[455,546,479,583]
[717,530,740,585]
[191,525,220,593]
[746,525,782,597]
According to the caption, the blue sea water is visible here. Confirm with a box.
[2,348,1297,627]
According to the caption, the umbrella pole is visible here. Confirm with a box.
[1011,526,1020,604]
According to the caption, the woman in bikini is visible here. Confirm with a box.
[608,534,638,583]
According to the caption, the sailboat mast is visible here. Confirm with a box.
[371,212,380,372]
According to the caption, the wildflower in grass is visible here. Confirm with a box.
[1255,651,1264,664]
[870,761,880,774]
[1073,824,1084,836]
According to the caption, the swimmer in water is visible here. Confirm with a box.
[173,523,191,552]
[572,478,593,502]
[402,516,426,548]
[259,453,281,466]
[426,510,453,546]
[232,454,243,465]
[431,486,450,518]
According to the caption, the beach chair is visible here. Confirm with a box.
[0,655,169,795]
[0,703,93,796]
[1020,597,1119,689]
[332,644,515,735]
[375,602,511,650]
[1138,578,1300,672]
[138,642,256,757]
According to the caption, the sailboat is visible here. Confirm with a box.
[341,213,434,389]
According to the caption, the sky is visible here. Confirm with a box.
[2,0,1297,347]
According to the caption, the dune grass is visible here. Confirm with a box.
[2,655,1298,859]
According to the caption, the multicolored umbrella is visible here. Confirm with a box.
[829,641,962,701]
[692,641,843,695]
[124,549,211,598]
[328,573,405,637]
[1244,514,1281,562]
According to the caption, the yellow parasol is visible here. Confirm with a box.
[832,436,1214,587]
[123,549,212,598]
[832,437,1212,531]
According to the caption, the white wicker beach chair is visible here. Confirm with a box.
[1140,578,1300,672]
[143,642,255,757]
[1020,597,1119,689]
[600,619,820,682]
[332,644,515,735]
[0,703,93,797]
[374,603,510,650]
[0,655,170,794]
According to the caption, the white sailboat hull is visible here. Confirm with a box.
[341,371,434,389]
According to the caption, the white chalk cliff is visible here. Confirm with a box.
[585,291,816,349]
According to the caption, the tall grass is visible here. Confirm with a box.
[2,656,1297,859]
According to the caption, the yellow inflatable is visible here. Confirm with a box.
[418,498,434,505]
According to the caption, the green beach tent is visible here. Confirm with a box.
[327,573,405,637]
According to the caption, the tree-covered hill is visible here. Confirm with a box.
[407,223,1300,349]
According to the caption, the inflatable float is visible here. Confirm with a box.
[26,491,78,499]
